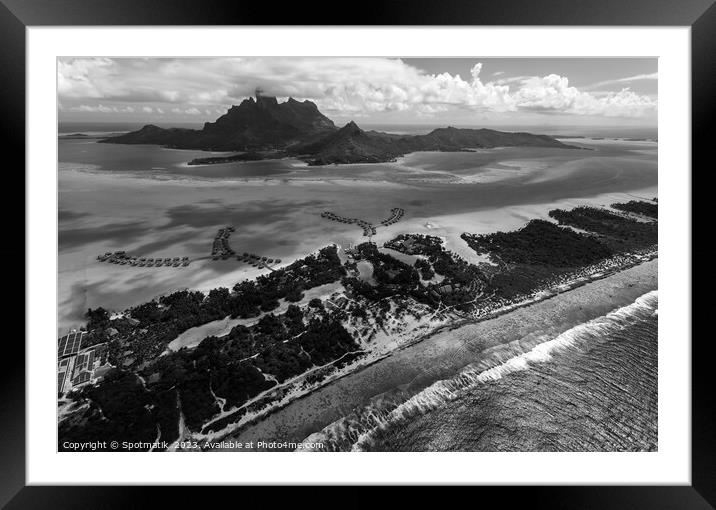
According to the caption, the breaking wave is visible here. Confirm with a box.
[298,290,658,452]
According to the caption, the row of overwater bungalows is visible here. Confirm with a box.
[212,226,236,260]
[380,207,404,226]
[237,252,281,267]
[97,251,190,267]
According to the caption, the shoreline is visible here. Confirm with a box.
[200,254,657,450]
[360,289,658,452]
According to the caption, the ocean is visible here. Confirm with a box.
[299,290,658,452]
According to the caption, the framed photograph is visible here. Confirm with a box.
[4,0,710,505]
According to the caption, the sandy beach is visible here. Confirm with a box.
[221,258,657,450]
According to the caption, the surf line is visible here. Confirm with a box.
[298,290,658,452]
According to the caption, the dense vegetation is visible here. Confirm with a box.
[611,200,658,219]
[59,369,161,451]
[461,219,613,267]
[62,310,360,448]
[64,249,359,448]
[84,246,345,368]
[549,206,657,251]
[461,204,657,299]
[341,242,421,302]
[384,235,485,309]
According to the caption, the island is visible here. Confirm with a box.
[101,90,579,166]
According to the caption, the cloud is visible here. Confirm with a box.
[514,74,656,116]
[68,104,136,113]
[170,106,201,115]
[58,57,657,119]
[584,72,658,90]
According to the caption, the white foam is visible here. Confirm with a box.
[298,290,658,452]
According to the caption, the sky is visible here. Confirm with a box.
[58,57,657,128]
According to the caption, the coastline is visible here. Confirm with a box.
[209,256,657,451]
[359,290,658,452]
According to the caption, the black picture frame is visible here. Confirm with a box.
[2,0,709,506]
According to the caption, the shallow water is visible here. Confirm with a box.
[59,139,296,178]
[58,138,657,334]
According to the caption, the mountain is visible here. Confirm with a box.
[101,91,336,151]
[287,123,575,165]
[288,121,406,165]
[104,92,578,165]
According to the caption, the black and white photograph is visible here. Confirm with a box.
[56,56,659,453]
[1,0,705,498]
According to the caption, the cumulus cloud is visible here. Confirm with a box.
[513,74,656,117]
[57,57,657,119]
